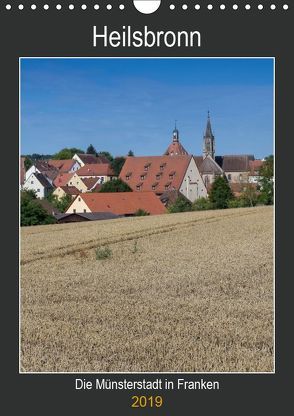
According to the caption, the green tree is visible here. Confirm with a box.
[192,197,213,211]
[98,151,113,162]
[24,157,33,171]
[168,195,192,213]
[21,190,56,226]
[209,175,234,209]
[128,150,134,157]
[52,148,84,160]
[239,184,258,207]
[46,192,72,213]
[99,178,132,193]
[111,157,126,176]
[86,144,97,155]
[259,155,274,205]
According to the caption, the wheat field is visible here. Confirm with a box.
[20,206,274,373]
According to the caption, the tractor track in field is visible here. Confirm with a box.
[21,209,259,265]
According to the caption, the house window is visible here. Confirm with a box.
[31,181,34,184]
[239,174,243,181]
[73,209,76,213]
[83,209,86,213]
[228,174,231,181]
[37,189,40,192]
[78,197,81,201]
[69,181,72,185]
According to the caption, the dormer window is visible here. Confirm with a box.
[152,182,159,191]
[156,173,162,180]
[160,163,166,171]
[169,171,176,180]
[136,183,143,191]
[165,182,172,190]
[140,174,146,180]
[144,163,151,171]
[125,172,132,181]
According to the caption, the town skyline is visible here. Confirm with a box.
[21,58,274,159]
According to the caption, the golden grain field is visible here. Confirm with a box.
[20,206,274,373]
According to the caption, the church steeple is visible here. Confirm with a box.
[203,111,215,159]
[164,122,189,156]
[172,120,179,142]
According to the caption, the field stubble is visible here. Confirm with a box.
[21,206,273,372]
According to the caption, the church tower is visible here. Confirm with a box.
[164,122,189,156]
[203,111,215,159]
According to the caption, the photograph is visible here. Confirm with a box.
[20,57,274,373]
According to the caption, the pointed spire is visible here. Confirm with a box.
[203,111,215,160]
[205,110,213,138]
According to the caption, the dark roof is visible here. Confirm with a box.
[201,156,223,174]
[220,155,254,172]
[193,155,255,173]
[34,173,53,188]
[160,190,183,206]
[77,154,110,164]
[59,186,80,195]
[81,177,100,190]
[193,155,223,175]
[55,212,120,222]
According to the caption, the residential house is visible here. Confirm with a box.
[72,153,110,167]
[76,163,116,184]
[66,192,167,216]
[53,172,74,188]
[248,159,264,184]
[119,155,207,202]
[25,160,59,185]
[48,159,80,173]
[52,186,80,200]
[23,172,53,199]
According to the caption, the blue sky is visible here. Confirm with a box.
[21,58,274,159]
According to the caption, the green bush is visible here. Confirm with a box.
[192,197,213,211]
[99,178,132,193]
[95,246,112,260]
[168,196,192,213]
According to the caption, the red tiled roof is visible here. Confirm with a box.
[119,155,192,194]
[164,141,189,156]
[249,159,263,174]
[77,163,114,177]
[70,192,167,216]
[53,172,74,187]
[59,186,80,195]
[48,159,77,172]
